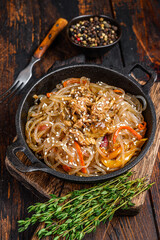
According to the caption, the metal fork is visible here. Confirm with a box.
[0,57,40,103]
[0,18,68,103]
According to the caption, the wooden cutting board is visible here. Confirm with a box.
[5,56,160,239]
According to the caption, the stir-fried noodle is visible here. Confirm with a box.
[25,77,147,176]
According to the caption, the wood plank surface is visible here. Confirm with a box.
[0,0,160,240]
[111,2,160,239]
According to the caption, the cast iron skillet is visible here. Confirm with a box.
[6,64,157,183]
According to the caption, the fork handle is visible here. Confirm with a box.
[33,18,68,59]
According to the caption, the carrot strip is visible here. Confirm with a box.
[62,165,71,172]
[46,92,52,98]
[63,78,88,87]
[113,89,123,94]
[62,157,74,172]
[113,126,142,144]
[74,141,87,174]
[138,121,147,130]
[63,78,80,87]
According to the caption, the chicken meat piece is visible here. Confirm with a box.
[69,97,92,116]
[91,96,110,121]
[69,128,95,146]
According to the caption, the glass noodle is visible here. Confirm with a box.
[25,77,147,176]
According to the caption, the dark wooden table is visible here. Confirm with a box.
[0,0,160,240]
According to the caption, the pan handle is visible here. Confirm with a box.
[6,139,49,173]
[126,63,157,94]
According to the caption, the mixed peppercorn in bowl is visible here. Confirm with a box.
[67,15,122,55]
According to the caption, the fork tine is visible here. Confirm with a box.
[0,81,19,99]
[0,82,23,103]
[7,84,24,104]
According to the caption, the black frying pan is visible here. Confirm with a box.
[6,64,157,183]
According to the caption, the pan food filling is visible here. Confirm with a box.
[25,77,147,176]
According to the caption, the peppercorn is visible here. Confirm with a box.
[112,26,118,31]
[94,16,98,21]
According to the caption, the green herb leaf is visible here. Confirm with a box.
[18,172,154,240]
[54,236,60,240]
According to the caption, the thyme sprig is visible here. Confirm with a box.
[18,172,153,240]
